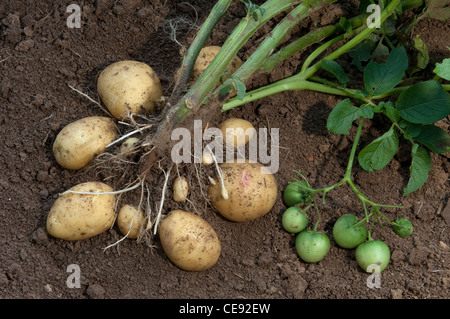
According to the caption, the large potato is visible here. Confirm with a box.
[46,182,116,241]
[158,210,221,271]
[117,204,146,239]
[220,118,255,148]
[53,116,117,170]
[207,161,278,222]
[97,60,163,120]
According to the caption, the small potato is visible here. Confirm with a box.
[220,118,255,148]
[53,116,117,170]
[46,182,116,241]
[97,60,163,120]
[117,204,146,239]
[173,176,189,202]
[201,151,214,166]
[207,160,278,222]
[120,137,140,155]
[158,210,221,271]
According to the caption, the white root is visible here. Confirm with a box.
[144,183,153,233]
[206,145,228,200]
[67,84,110,116]
[208,176,216,185]
[103,207,145,252]
[106,124,152,148]
[162,6,200,48]
[153,164,172,235]
[59,180,142,196]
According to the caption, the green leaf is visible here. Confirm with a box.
[372,42,389,64]
[359,104,375,119]
[433,58,450,81]
[327,99,372,135]
[403,146,432,196]
[396,80,450,124]
[321,59,349,84]
[231,77,246,100]
[414,124,450,154]
[364,46,408,96]
[383,102,401,123]
[348,35,379,71]
[404,122,423,138]
[358,127,399,171]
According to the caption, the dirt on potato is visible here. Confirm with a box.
[0,0,449,301]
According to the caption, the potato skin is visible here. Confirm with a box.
[117,204,146,239]
[46,182,116,241]
[158,210,221,271]
[220,118,255,148]
[173,176,189,202]
[207,161,278,222]
[97,60,163,120]
[120,137,140,155]
[53,116,117,170]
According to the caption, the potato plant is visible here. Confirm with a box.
[47,0,449,273]
[246,1,449,270]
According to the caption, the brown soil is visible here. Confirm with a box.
[1,0,449,301]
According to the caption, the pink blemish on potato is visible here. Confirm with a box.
[240,169,251,192]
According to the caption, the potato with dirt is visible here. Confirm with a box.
[120,137,140,155]
[117,204,146,239]
[52,116,117,170]
[220,118,255,148]
[97,60,163,120]
[207,160,278,222]
[158,210,221,271]
[46,182,116,241]
[172,176,189,202]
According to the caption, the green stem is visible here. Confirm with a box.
[169,0,232,105]
[223,0,403,111]
[301,0,402,79]
[262,15,366,73]
[300,23,366,73]
[310,117,402,216]
[393,122,415,146]
[261,0,424,74]
[315,117,364,196]
[145,0,301,153]
[222,79,366,111]
[312,197,320,231]
[174,0,300,122]
[344,117,364,180]
[216,0,338,100]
